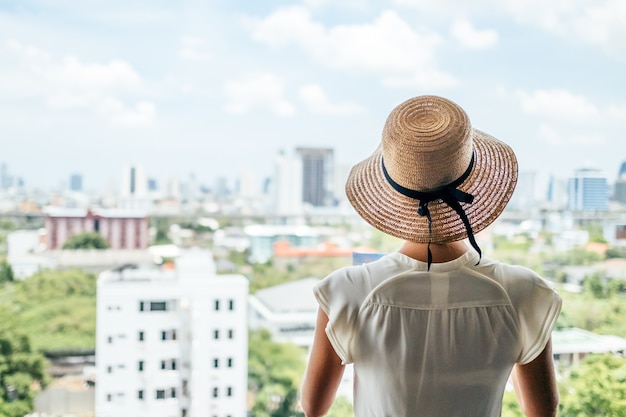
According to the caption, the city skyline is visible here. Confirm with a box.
[2,1,626,190]
[2,148,626,198]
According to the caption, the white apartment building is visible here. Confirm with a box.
[95,249,249,417]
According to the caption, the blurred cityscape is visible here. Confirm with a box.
[2,147,626,417]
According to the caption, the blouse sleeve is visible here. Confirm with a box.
[509,266,562,364]
[313,266,369,365]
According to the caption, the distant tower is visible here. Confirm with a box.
[147,178,158,192]
[274,150,303,215]
[70,173,83,192]
[567,168,609,211]
[295,147,334,207]
[1,163,11,190]
[122,165,147,198]
[613,160,626,205]
[120,165,151,210]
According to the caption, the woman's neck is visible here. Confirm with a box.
[398,240,469,263]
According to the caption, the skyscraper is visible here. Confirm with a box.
[295,147,334,207]
[273,150,303,215]
[614,160,626,205]
[70,173,83,192]
[567,168,609,211]
[1,163,11,190]
[122,165,147,198]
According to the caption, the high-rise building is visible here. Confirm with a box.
[122,165,147,198]
[70,173,83,192]
[273,150,303,215]
[567,168,609,211]
[614,161,626,205]
[295,147,334,207]
[1,163,11,190]
[95,249,249,417]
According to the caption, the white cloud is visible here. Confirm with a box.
[298,84,364,115]
[450,19,498,49]
[514,89,599,121]
[97,99,156,128]
[537,124,564,145]
[50,56,141,90]
[3,39,153,127]
[538,123,606,146]
[224,72,295,117]
[608,104,626,120]
[179,36,212,62]
[391,0,626,60]
[248,7,456,88]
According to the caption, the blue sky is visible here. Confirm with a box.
[1,0,625,193]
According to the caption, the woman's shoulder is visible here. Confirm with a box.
[474,257,561,307]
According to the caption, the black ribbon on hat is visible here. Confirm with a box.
[381,152,481,270]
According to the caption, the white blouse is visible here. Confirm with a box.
[314,251,561,417]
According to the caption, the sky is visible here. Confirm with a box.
[1,0,625,193]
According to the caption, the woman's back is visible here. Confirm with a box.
[314,251,560,416]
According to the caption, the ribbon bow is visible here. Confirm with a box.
[381,153,481,270]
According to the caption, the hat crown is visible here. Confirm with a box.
[382,96,473,191]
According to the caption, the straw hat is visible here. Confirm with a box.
[346,95,518,245]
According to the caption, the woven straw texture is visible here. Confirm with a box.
[345,95,518,244]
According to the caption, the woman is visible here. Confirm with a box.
[301,96,562,417]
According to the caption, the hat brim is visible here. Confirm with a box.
[345,129,518,244]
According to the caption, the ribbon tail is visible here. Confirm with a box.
[445,197,482,265]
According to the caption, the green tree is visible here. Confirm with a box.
[501,390,524,417]
[326,396,354,417]
[580,223,608,244]
[0,269,97,351]
[248,329,306,417]
[0,311,47,417]
[0,260,13,284]
[606,247,626,259]
[62,232,110,250]
[583,273,607,299]
[559,354,626,416]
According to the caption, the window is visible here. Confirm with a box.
[106,394,112,402]
[228,299,235,310]
[213,329,219,340]
[107,336,113,344]
[150,301,167,311]
[138,331,144,341]
[161,329,177,341]
[228,329,234,339]
[107,366,113,374]
[161,359,177,371]
[214,299,220,311]
[213,358,219,368]
[170,388,177,398]
[138,390,144,400]
[227,358,233,368]
[141,300,176,312]
[138,361,144,372]
[212,387,218,398]
[156,389,166,399]
[227,387,233,397]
